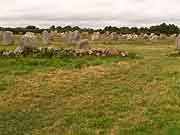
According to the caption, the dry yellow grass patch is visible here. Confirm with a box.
[0,65,109,108]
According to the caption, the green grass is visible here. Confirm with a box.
[0,38,180,135]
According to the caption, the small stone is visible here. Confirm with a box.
[106,48,120,56]
[121,52,127,57]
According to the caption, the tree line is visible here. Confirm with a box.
[0,23,179,35]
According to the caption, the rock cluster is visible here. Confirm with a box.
[0,47,128,58]
[57,31,177,42]
[90,32,177,41]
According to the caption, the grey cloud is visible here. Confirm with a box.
[0,0,180,28]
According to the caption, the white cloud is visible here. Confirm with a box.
[0,0,180,28]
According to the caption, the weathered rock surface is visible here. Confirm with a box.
[3,31,14,45]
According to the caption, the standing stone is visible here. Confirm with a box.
[42,30,51,45]
[127,34,133,40]
[67,31,81,44]
[65,31,73,43]
[149,33,159,41]
[72,30,81,42]
[143,34,149,39]
[20,32,38,49]
[102,31,111,41]
[132,34,138,40]
[3,31,14,45]
[0,31,3,41]
[91,32,100,41]
[78,39,90,49]
[176,34,180,49]
[91,34,96,41]
[110,32,118,40]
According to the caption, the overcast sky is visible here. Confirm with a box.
[0,0,180,28]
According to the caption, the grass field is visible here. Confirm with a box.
[0,38,180,135]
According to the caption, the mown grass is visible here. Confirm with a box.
[0,38,180,135]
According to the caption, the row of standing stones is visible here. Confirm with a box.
[0,30,179,45]
[0,30,90,48]
[0,30,180,57]
[0,31,128,57]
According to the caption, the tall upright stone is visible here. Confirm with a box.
[143,34,149,39]
[110,32,118,40]
[66,31,81,44]
[3,31,14,45]
[20,32,38,49]
[72,30,81,42]
[42,30,51,45]
[0,31,3,41]
[66,31,73,43]
[176,34,180,49]
[91,32,100,41]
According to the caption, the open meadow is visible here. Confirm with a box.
[0,37,180,135]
